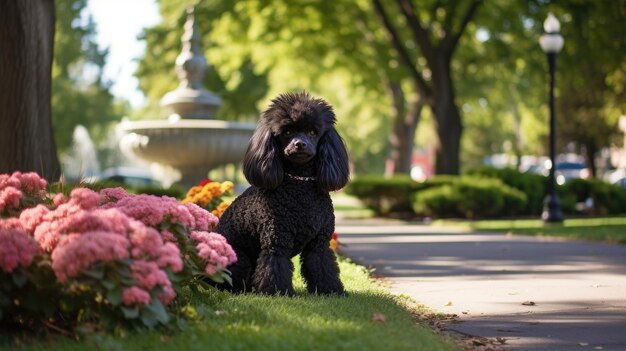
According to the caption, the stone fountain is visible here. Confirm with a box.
[119,7,255,187]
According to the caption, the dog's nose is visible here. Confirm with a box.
[295,140,307,150]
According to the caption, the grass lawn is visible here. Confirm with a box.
[2,257,458,351]
[433,217,626,244]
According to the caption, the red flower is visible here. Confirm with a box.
[198,178,213,186]
[332,232,338,241]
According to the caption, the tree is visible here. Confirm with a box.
[371,0,482,174]
[51,0,121,152]
[138,0,624,176]
[138,0,482,175]
[0,0,61,181]
[552,0,626,176]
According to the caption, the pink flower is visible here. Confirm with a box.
[14,172,48,196]
[0,174,20,190]
[103,193,195,230]
[159,285,176,305]
[99,187,130,203]
[51,231,131,283]
[156,242,183,272]
[129,225,164,258]
[183,202,219,231]
[0,187,23,212]
[18,204,50,232]
[0,220,40,273]
[122,286,151,306]
[190,231,236,276]
[52,193,67,207]
[130,260,169,290]
[160,229,176,243]
[91,208,133,234]
[68,188,101,210]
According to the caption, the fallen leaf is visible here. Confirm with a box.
[372,313,387,323]
[521,301,536,306]
[444,300,453,306]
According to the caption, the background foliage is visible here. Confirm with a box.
[49,0,626,178]
[52,0,126,153]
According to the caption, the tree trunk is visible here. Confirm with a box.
[431,57,462,175]
[584,141,597,178]
[388,82,423,175]
[0,0,61,182]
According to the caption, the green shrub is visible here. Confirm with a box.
[412,185,462,218]
[344,175,423,215]
[466,167,546,215]
[134,185,185,198]
[562,178,626,215]
[412,176,527,219]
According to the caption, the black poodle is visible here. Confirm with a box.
[215,91,350,296]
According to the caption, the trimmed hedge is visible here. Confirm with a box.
[345,168,626,219]
[466,167,546,215]
[412,177,527,219]
[344,175,423,215]
[561,178,626,215]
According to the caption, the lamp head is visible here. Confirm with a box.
[539,13,564,53]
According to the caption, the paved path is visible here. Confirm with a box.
[337,222,626,351]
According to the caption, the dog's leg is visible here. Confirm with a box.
[252,250,295,296]
[222,250,253,293]
[301,236,345,295]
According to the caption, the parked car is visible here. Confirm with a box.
[555,161,590,185]
[526,160,590,185]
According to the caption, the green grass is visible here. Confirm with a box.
[433,217,626,244]
[2,258,457,351]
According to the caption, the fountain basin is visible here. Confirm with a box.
[120,119,256,186]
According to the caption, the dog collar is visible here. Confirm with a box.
[286,173,317,181]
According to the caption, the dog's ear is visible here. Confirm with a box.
[316,128,350,192]
[243,123,283,189]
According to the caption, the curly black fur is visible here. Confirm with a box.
[215,92,350,295]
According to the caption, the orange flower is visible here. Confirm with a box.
[330,232,339,253]
[182,180,233,218]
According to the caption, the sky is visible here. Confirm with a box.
[87,0,161,107]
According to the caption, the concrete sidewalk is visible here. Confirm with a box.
[337,222,626,351]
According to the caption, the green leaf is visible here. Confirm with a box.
[146,299,170,324]
[83,267,105,279]
[11,269,28,288]
[121,306,139,319]
[101,279,116,290]
[106,286,123,306]
[140,308,158,328]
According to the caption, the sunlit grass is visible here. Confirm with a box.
[433,217,626,244]
[3,258,457,351]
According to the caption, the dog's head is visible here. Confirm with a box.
[243,92,350,191]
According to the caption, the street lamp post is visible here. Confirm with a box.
[539,13,564,223]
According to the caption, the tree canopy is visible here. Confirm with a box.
[52,0,124,152]
[137,0,626,176]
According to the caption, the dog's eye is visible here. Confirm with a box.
[308,131,317,137]
[284,130,293,136]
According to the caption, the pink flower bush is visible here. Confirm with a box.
[101,189,194,229]
[1,172,237,330]
[0,219,39,273]
[51,231,131,283]
[191,231,237,276]
[183,202,220,232]
[0,172,48,215]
